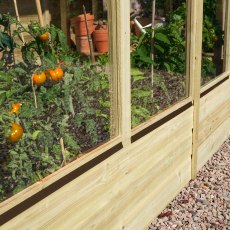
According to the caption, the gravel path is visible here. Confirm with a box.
[148,137,230,230]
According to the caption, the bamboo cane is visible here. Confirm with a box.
[83,5,95,63]
[13,0,25,44]
[35,0,44,26]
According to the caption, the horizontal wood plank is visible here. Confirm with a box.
[198,117,230,171]
[1,109,192,229]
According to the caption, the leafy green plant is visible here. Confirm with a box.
[131,2,186,74]
[0,14,16,66]
[154,2,186,73]
[0,15,111,201]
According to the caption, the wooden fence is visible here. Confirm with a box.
[0,0,230,229]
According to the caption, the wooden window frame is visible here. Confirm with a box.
[1,0,230,225]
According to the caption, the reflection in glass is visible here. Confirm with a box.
[201,0,224,85]
[0,0,112,201]
[130,0,187,127]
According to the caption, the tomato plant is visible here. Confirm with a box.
[0,13,112,202]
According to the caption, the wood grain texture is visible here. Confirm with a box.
[198,117,230,171]
[60,0,69,42]
[1,109,192,230]
[108,0,119,137]
[0,137,122,215]
[224,0,230,71]
[198,79,230,170]
[1,0,230,228]
[190,0,203,179]
[116,0,131,147]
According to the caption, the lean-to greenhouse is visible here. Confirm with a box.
[0,0,229,228]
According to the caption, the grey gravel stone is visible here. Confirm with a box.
[148,137,230,230]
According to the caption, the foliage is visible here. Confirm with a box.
[130,2,187,128]
[201,0,223,80]
[0,14,17,66]
[131,3,186,74]
[201,55,216,79]
[154,3,186,73]
[0,17,110,201]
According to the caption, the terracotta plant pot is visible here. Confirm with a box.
[93,29,109,53]
[71,13,94,37]
[75,36,90,54]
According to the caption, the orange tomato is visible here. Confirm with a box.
[33,72,46,85]
[45,69,51,78]
[49,70,59,81]
[55,67,64,79]
[9,123,23,143]
[9,102,21,115]
[39,32,49,42]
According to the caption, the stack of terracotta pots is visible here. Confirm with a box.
[71,14,109,54]
[70,13,94,54]
[93,28,109,53]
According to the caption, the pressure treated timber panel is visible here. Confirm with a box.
[1,108,192,230]
[199,78,230,124]
[198,79,230,171]
[197,117,230,171]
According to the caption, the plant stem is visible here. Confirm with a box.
[83,5,95,63]
[60,137,66,166]
[31,76,38,109]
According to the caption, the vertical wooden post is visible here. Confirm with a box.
[60,0,70,44]
[92,0,98,20]
[35,0,44,26]
[189,0,203,179]
[108,0,119,138]
[13,0,25,44]
[43,0,50,26]
[151,0,156,96]
[117,0,131,146]
[185,0,191,97]
[224,0,230,71]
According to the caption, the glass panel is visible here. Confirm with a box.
[201,0,224,85]
[130,0,187,128]
[0,0,113,202]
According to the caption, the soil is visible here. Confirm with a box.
[131,70,186,126]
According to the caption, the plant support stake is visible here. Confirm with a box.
[31,76,38,109]
[35,0,44,26]
[83,5,95,63]
[13,0,25,44]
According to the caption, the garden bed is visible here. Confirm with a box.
[131,70,186,127]
[0,15,111,202]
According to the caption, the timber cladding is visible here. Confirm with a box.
[0,107,193,229]
[197,78,230,171]
[1,77,229,229]
[0,0,230,228]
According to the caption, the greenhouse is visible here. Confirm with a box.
[0,0,229,229]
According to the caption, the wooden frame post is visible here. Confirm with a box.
[43,0,50,26]
[35,0,44,26]
[189,0,203,179]
[117,0,131,146]
[108,0,119,138]
[60,0,70,44]
[224,0,230,71]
